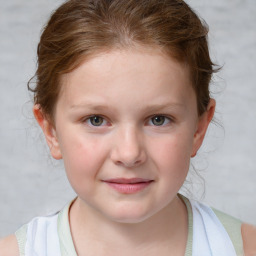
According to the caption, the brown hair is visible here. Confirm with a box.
[29,0,218,120]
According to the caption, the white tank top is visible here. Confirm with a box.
[15,198,241,256]
[190,199,237,256]
[24,214,61,256]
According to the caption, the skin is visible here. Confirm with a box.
[39,47,212,255]
[0,47,255,255]
[49,47,206,224]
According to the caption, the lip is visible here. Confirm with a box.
[102,178,154,194]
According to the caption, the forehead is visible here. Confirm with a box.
[58,47,195,111]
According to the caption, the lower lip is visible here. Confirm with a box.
[104,181,153,194]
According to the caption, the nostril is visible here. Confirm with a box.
[110,135,147,167]
[115,159,142,168]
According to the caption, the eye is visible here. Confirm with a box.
[149,115,171,126]
[86,115,107,126]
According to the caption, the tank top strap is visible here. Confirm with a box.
[211,207,243,255]
[26,213,61,256]
[15,213,61,256]
[190,199,241,256]
[15,223,28,256]
[57,198,78,256]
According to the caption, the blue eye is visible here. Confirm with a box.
[150,116,170,126]
[87,116,107,126]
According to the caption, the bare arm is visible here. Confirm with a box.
[0,234,19,256]
[242,223,256,256]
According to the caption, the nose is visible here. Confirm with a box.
[110,126,147,168]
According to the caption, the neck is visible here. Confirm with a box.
[69,195,188,255]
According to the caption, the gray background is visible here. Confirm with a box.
[0,0,255,238]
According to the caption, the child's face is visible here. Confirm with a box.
[36,47,214,223]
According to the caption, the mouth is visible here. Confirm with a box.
[102,178,154,194]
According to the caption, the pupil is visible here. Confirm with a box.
[153,116,165,126]
[90,116,103,126]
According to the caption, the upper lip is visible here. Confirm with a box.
[102,178,154,184]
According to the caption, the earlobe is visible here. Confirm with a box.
[33,105,62,160]
[191,99,216,158]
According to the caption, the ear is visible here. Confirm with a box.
[33,105,62,160]
[191,99,216,157]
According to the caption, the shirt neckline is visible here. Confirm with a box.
[57,194,193,256]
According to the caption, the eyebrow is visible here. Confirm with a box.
[69,101,185,112]
[70,102,110,111]
[140,103,185,112]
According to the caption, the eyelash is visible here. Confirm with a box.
[83,114,173,127]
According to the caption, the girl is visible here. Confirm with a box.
[0,0,255,255]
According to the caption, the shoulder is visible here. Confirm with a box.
[242,223,256,256]
[0,234,19,256]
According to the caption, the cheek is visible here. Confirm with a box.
[59,134,109,180]
[150,132,194,178]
